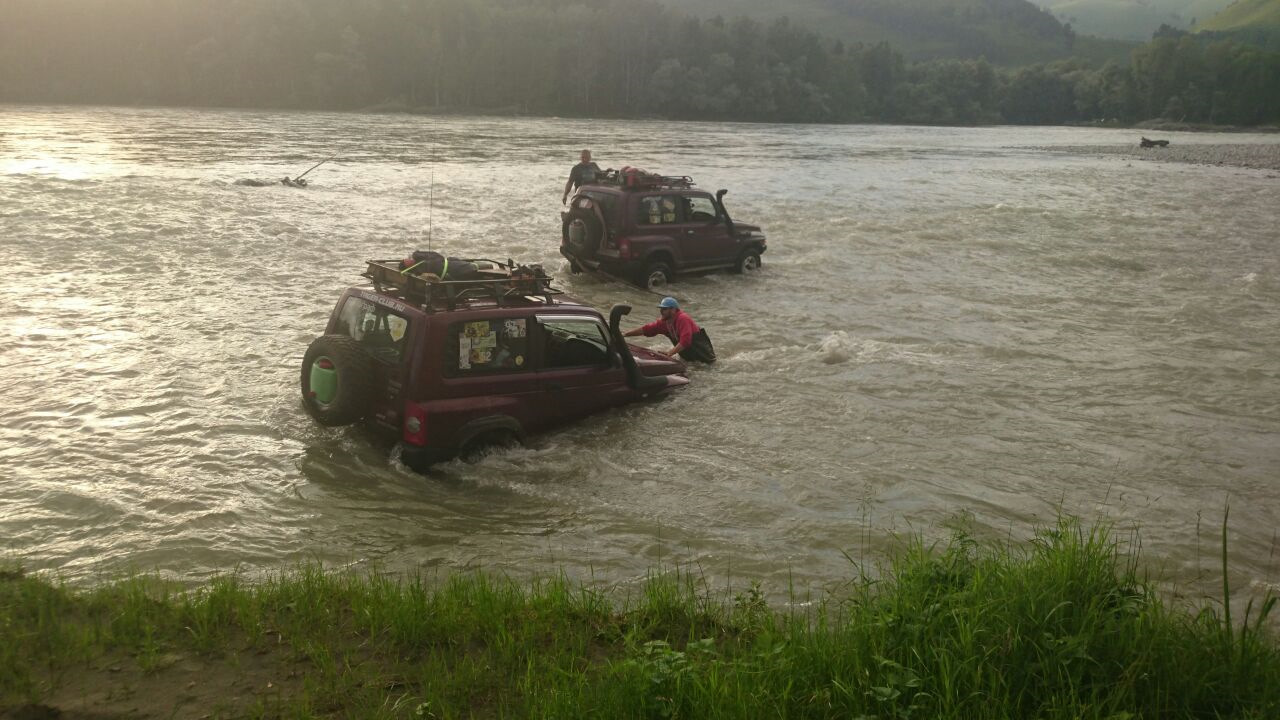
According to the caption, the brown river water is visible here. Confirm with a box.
[2,106,1278,605]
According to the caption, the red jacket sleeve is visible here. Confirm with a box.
[639,319,666,337]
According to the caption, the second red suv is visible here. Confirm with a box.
[300,259,689,470]
[561,169,767,290]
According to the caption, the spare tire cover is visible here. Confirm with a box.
[563,207,603,258]
[300,334,378,426]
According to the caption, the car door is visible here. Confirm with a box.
[534,315,631,425]
[673,192,737,268]
[436,316,547,439]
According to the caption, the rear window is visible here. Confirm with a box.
[581,191,620,227]
[447,317,530,375]
[334,296,409,362]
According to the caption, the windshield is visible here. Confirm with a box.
[334,295,410,362]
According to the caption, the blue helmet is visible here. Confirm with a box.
[658,297,679,309]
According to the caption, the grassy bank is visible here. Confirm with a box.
[3,518,1277,719]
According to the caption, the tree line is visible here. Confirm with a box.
[0,0,1276,126]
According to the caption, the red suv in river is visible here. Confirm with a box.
[561,169,767,290]
[300,259,689,471]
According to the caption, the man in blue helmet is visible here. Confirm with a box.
[622,296,716,363]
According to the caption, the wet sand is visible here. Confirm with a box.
[1053,143,1280,171]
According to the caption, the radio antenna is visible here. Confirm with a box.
[427,170,434,252]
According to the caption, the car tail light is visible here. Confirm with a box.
[403,401,427,446]
[618,237,631,261]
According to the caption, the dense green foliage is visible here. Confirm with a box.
[3,519,1278,717]
[0,0,1277,125]
[674,0,1081,64]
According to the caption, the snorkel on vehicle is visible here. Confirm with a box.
[608,304,671,392]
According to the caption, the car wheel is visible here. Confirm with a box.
[734,249,762,274]
[300,334,377,426]
[460,429,520,462]
[639,261,673,290]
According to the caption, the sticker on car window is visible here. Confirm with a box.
[465,321,490,338]
[504,319,526,337]
[459,340,472,369]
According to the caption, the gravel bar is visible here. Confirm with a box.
[1051,143,1280,171]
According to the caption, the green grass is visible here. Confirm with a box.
[2,517,1277,718]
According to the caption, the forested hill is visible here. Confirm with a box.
[1197,0,1280,30]
[1,0,1277,126]
[1027,0,1234,41]
[672,0,1078,64]
[1204,0,1280,28]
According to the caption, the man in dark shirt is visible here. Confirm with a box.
[562,149,601,204]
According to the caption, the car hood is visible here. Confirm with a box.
[629,344,690,384]
[734,222,763,235]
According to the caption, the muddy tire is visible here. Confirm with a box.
[459,429,520,462]
[637,260,673,291]
[301,334,377,426]
[733,248,762,274]
[563,208,603,259]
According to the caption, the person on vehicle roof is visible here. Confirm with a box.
[622,297,716,364]
[562,149,601,204]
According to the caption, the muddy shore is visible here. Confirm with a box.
[1052,142,1280,171]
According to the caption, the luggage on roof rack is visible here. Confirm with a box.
[364,257,562,312]
[593,166,694,190]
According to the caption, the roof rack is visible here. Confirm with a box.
[364,258,564,312]
[593,167,694,190]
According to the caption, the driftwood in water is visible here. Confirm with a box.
[234,177,308,187]
[1140,137,1170,148]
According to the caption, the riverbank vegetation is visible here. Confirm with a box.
[1,0,1278,127]
[3,518,1277,718]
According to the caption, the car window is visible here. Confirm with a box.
[637,195,680,225]
[581,191,620,227]
[448,317,530,374]
[335,296,409,362]
[684,195,718,222]
[539,318,610,369]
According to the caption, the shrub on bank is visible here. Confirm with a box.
[1,517,1276,718]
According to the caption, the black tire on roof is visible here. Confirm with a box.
[301,334,378,426]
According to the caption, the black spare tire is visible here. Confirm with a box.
[563,207,603,258]
[301,334,378,426]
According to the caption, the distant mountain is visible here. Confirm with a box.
[1026,0,1235,40]
[665,0,1116,65]
[1194,0,1280,48]
[1195,0,1280,30]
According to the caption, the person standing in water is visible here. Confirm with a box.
[562,149,601,204]
[623,297,716,363]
